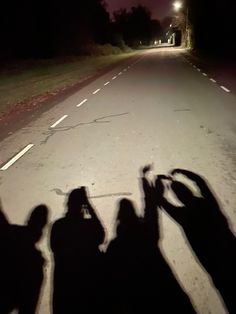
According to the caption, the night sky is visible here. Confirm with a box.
[107,0,172,20]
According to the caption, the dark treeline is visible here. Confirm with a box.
[188,0,236,55]
[0,1,162,59]
[0,0,110,58]
[1,0,235,59]
[112,6,162,48]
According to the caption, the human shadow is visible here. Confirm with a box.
[50,187,106,314]
[0,201,48,314]
[158,169,236,313]
[105,166,196,314]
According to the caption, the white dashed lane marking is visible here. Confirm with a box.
[1,144,34,171]
[0,58,142,171]
[210,78,217,83]
[77,99,87,107]
[221,86,230,93]
[92,88,101,95]
[50,115,68,128]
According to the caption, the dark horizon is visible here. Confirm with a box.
[107,0,172,20]
[1,0,236,59]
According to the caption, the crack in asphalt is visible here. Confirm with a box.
[174,109,191,112]
[51,188,132,199]
[40,112,129,145]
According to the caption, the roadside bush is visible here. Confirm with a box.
[79,43,131,56]
[111,33,132,52]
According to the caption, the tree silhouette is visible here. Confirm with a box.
[113,5,162,47]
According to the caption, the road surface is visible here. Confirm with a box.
[0,47,236,313]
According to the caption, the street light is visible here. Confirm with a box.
[172,1,190,47]
[173,1,183,11]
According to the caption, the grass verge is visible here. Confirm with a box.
[0,51,137,116]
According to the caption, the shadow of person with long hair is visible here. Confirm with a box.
[105,198,147,313]
[0,201,48,314]
[50,187,105,314]
[105,166,196,314]
[159,169,236,313]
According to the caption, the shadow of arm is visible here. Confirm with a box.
[172,169,218,206]
[86,202,106,245]
[141,166,160,243]
[161,197,185,225]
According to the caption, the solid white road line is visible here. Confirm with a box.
[210,78,217,83]
[50,115,68,128]
[104,81,110,86]
[221,86,230,93]
[93,88,101,95]
[77,99,87,107]
[1,144,34,171]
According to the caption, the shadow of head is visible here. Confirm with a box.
[171,181,195,206]
[117,198,139,225]
[27,205,48,243]
[67,187,87,217]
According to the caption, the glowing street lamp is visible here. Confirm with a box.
[172,1,190,47]
[173,1,183,11]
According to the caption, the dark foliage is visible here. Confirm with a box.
[113,6,162,47]
[0,0,111,58]
[188,0,236,55]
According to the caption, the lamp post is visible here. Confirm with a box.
[172,1,189,47]
[173,1,183,12]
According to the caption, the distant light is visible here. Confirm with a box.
[170,24,172,27]
[173,1,183,11]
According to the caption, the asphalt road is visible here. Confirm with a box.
[1,47,236,313]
